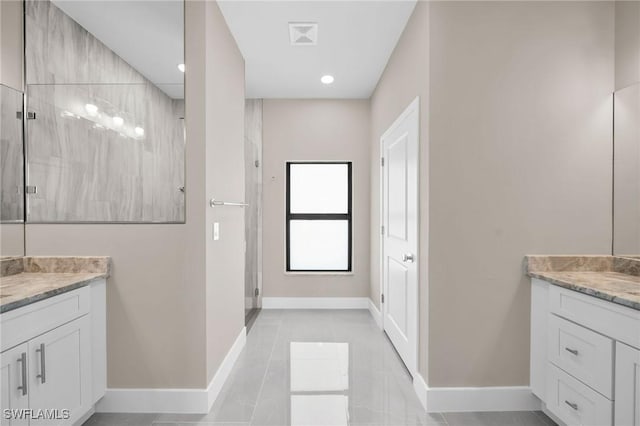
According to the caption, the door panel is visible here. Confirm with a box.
[381,98,419,376]
[29,316,91,426]
[387,258,408,336]
[615,342,640,426]
[0,343,30,426]
[387,135,408,241]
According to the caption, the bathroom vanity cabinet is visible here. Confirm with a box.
[0,280,106,426]
[531,278,640,426]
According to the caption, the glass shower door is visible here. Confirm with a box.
[244,99,262,322]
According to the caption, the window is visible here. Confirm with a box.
[286,162,352,272]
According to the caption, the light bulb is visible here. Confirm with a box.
[85,103,99,116]
[320,75,334,85]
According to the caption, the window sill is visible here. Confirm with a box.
[284,271,355,276]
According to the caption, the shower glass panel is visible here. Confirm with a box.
[1,85,24,223]
[244,99,262,320]
[24,0,185,223]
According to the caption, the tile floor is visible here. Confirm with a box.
[84,309,556,426]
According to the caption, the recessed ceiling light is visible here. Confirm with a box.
[85,103,98,116]
[112,116,124,127]
[321,75,334,85]
[178,63,185,73]
[135,126,145,137]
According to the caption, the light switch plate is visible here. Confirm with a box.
[213,222,220,240]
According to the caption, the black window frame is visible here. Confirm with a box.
[285,161,353,272]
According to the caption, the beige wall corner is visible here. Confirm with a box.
[369,0,430,381]
[262,99,371,298]
[202,0,247,385]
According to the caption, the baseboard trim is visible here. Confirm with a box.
[425,386,541,413]
[413,373,428,412]
[95,386,209,414]
[206,326,247,410]
[368,298,383,329]
[96,327,247,414]
[262,297,369,309]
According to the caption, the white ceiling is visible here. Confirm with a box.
[52,0,184,99]
[218,1,417,99]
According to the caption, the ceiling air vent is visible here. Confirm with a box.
[289,22,318,46]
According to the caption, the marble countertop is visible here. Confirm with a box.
[526,255,640,311]
[0,257,111,314]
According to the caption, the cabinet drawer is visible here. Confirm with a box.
[548,314,614,398]
[547,363,613,426]
[549,285,640,350]
[0,287,90,352]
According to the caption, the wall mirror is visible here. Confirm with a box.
[23,0,185,223]
[0,83,25,256]
[613,82,640,257]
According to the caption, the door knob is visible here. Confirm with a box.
[402,253,415,263]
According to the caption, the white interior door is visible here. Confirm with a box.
[381,97,419,376]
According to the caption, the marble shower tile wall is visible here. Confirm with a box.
[244,99,262,312]
[0,85,24,221]
[25,0,185,222]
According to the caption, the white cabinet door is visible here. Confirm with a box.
[615,342,640,426]
[28,317,91,426]
[0,343,30,426]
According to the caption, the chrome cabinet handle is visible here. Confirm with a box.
[565,347,579,356]
[17,352,27,395]
[36,343,46,383]
[564,400,578,411]
[402,253,415,263]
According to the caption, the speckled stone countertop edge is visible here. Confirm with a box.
[524,255,615,273]
[528,271,640,311]
[524,255,640,277]
[0,273,106,314]
[0,256,112,277]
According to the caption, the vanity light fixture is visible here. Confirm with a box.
[135,126,145,137]
[321,75,334,85]
[178,63,185,73]
[85,103,99,116]
[112,116,124,127]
